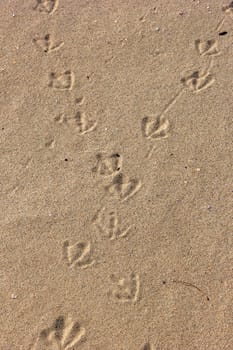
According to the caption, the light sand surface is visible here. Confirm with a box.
[0,1,233,349]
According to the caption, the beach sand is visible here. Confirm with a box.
[0,1,232,349]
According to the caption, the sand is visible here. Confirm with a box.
[0,1,232,349]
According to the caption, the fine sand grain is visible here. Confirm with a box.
[0,1,232,349]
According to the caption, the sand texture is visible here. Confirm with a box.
[0,1,233,349]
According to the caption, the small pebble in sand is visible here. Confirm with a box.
[155,27,160,32]
[11,294,17,299]
[207,205,212,210]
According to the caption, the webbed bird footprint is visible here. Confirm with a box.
[195,39,220,57]
[74,111,97,134]
[105,173,142,201]
[31,315,86,350]
[181,70,215,93]
[109,273,140,303]
[92,153,122,176]
[222,1,233,14]
[33,34,64,53]
[49,70,75,90]
[92,206,131,240]
[63,240,95,269]
[141,115,169,140]
[33,0,59,14]
[141,342,154,350]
